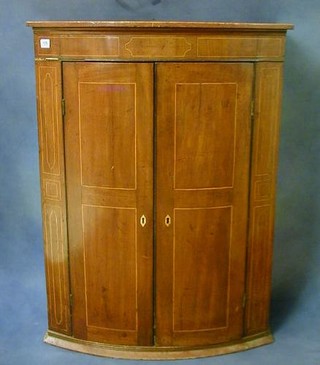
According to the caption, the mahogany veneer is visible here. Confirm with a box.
[27,21,293,359]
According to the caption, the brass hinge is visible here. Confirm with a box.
[153,323,157,345]
[242,293,247,308]
[61,99,66,117]
[35,57,60,62]
[251,100,255,119]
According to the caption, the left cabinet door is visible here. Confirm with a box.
[63,62,154,346]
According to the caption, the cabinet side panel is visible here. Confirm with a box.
[245,62,283,335]
[36,61,71,335]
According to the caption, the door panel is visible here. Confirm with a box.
[82,206,137,330]
[173,207,231,331]
[156,63,253,346]
[79,82,136,188]
[175,82,236,189]
[63,62,154,345]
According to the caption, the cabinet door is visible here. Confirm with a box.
[156,63,253,346]
[63,63,154,345]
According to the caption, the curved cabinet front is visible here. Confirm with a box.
[28,20,293,359]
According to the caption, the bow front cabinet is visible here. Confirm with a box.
[27,21,293,359]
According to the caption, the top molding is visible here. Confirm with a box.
[27,21,293,62]
[26,20,294,31]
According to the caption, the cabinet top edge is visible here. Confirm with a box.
[26,20,294,31]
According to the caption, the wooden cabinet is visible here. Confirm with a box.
[27,21,293,359]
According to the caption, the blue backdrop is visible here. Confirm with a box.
[0,1,319,364]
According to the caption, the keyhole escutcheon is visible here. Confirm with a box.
[140,215,146,227]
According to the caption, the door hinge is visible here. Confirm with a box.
[242,293,247,308]
[69,293,73,307]
[61,98,66,117]
[250,100,255,119]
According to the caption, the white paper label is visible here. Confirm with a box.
[40,39,50,49]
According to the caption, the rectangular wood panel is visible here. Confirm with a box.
[173,207,232,331]
[156,63,253,346]
[197,36,284,58]
[79,82,136,189]
[82,206,137,330]
[64,62,154,345]
[174,82,236,189]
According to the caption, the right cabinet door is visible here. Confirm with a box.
[156,63,254,346]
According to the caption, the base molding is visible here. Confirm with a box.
[44,331,274,360]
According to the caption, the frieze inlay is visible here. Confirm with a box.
[125,36,192,57]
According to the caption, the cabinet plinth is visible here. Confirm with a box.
[27,20,293,359]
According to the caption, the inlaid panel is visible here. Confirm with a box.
[43,203,69,333]
[44,178,61,201]
[173,207,232,331]
[174,83,236,189]
[38,66,60,175]
[79,82,136,189]
[255,179,272,201]
[82,205,137,331]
